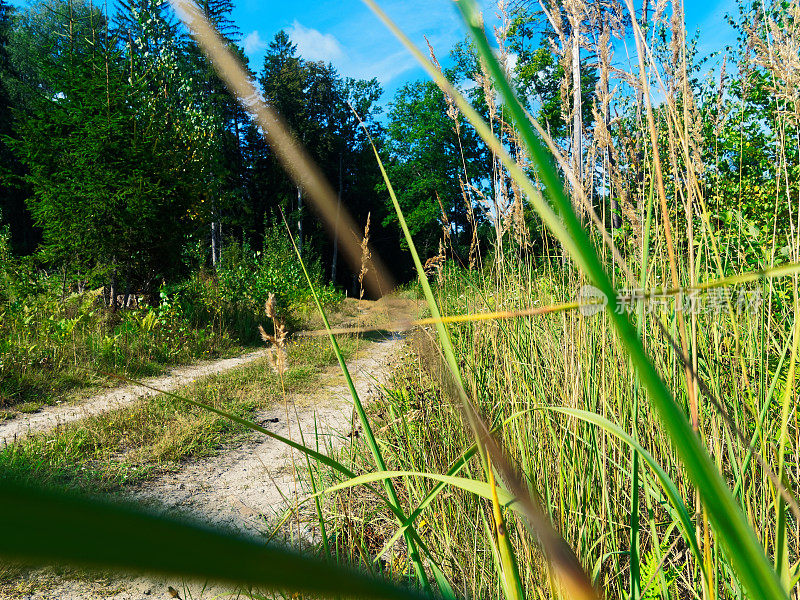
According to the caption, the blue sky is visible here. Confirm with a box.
[6,0,740,102]
[235,0,740,102]
[235,0,472,99]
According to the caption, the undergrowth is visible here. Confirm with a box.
[0,227,342,410]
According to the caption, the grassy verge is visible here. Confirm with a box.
[0,335,358,494]
[0,228,344,413]
[0,288,353,419]
[0,289,247,414]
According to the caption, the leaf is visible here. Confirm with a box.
[0,481,424,600]
[317,470,518,508]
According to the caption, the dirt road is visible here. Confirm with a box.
[0,350,268,446]
[3,297,416,599]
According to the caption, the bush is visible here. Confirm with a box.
[217,226,342,312]
[166,227,342,342]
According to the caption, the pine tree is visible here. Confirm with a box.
[112,0,179,56]
[0,0,14,167]
[14,3,195,294]
[0,0,38,254]
[195,0,239,42]
[254,31,306,251]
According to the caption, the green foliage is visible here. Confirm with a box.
[0,228,45,303]
[0,244,248,408]
[10,3,197,288]
[151,226,343,346]
[0,285,237,408]
[383,77,486,259]
[216,227,342,312]
[242,30,391,286]
[511,40,596,140]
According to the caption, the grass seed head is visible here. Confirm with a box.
[358,213,372,300]
[265,293,277,319]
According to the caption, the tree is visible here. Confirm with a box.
[257,31,309,255]
[0,0,23,250]
[0,0,11,128]
[240,31,392,288]
[508,5,600,145]
[113,0,180,55]
[383,78,487,261]
[13,1,195,298]
[329,76,383,282]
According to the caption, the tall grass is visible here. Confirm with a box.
[2,1,800,599]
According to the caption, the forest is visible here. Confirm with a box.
[2,0,800,598]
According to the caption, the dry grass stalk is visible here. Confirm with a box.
[462,180,480,270]
[425,37,459,129]
[423,241,446,283]
[358,213,371,300]
[259,293,288,375]
[713,54,729,137]
[426,36,481,258]
[591,21,632,232]
[747,0,800,123]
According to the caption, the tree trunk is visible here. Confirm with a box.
[296,186,303,258]
[122,280,133,310]
[211,197,221,267]
[331,152,342,282]
[109,269,117,312]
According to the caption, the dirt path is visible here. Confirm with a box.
[133,335,401,538]
[4,299,415,599]
[0,350,268,447]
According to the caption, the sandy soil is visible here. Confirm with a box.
[0,350,268,447]
[2,298,417,600]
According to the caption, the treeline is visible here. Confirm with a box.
[0,0,796,301]
[0,0,402,298]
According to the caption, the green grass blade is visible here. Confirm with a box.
[314,470,518,508]
[488,455,525,600]
[358,16,595,600]
[774,293,800,588]
[359,122,462,387]
[541,407,701,564]
[374,409,533,561]
[284,220,433,594]
[374,443,479,561]
[360,116,531,600]
[0,481,424,600]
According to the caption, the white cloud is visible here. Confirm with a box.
[243,30,267,56]
[351,50,417,84]
[506,52,518,74]
[287,20,345,63]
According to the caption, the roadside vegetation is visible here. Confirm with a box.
[0,226,341,412]
[0,334,356,493]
